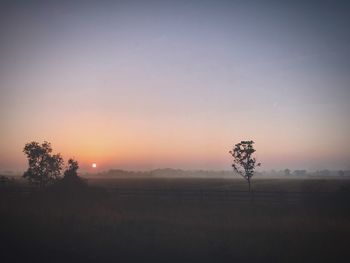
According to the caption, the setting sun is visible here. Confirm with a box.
[92,163,97,168]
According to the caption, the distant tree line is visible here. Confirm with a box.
[0,175,16,187]
[259,169,349,177]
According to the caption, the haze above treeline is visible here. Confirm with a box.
[1,168,349,178]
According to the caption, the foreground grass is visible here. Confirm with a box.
[1,178,350,263]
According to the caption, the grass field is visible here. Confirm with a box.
[1,177,350,263]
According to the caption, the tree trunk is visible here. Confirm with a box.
[248,177,251,192]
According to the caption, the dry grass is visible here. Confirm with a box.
[1,178,350,263]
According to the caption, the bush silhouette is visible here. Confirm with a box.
[57,158,86,190]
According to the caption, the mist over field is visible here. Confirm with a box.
[2,167,350,180]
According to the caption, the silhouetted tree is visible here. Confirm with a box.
[60,158,86,188]
[23,141,63,187]
[64,159,79,178]
[229,140,261,192]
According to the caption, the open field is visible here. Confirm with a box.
[87,176,350,192]
[1,177,350,263]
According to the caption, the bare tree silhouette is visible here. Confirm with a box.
[229,140,261,192]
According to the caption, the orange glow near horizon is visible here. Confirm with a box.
[1,114,350,172]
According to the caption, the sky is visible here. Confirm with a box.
[1,0,350,172]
